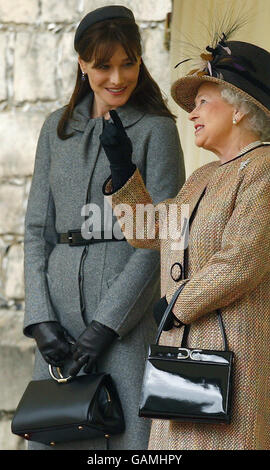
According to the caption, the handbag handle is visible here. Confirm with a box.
[155,282,229,350]
[155,189,229,350]
[156,281,188,343]
[48,365,73,383]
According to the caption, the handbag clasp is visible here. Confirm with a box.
[177,348,204,360]
[177,348,190,359]
[190,349,203,360]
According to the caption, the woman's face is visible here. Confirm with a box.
[79,43,141,117]
[188,82,235,153]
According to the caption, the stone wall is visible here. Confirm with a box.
[0,0,172,450]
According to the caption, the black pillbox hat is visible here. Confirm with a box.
[74,5,135,49]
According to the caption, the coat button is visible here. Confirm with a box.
[170,262,182,282]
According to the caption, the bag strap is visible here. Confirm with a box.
[155,281,188,343]
[155,187,229,351]
[155,283,229,350]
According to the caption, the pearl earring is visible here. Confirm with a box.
[233,117,237,125]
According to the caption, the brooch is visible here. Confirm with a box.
[239,159,250,171]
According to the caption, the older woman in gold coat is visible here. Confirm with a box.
[100,37,270,450]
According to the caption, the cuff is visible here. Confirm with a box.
[23,320,59,338]
[102,165,136,196]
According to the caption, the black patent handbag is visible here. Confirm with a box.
[11,365,125,447]
[139,281,234,424]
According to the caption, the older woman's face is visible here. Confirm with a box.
[189,82,235,153]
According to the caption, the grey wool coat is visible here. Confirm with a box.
[23,92,185,450]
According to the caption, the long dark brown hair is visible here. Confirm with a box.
[57,18,176,139]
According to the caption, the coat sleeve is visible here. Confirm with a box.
[96,117,185,337]
[103,117,186,251]
[170,155,270,324]
[23,115,59,337]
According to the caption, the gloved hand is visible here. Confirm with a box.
[100,110,136,190]
[30,321,75,367]
[69,320,118,376]
[153,296,184,331]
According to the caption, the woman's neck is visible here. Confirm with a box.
[91,99,112,119]
[215,133,261,164]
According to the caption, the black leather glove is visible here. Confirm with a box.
[100,110,136,190]
[30,321,75,367]
[153,296,184,331]
[69,320,118,376]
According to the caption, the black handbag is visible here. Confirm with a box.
[139,282,234,424]
[11,365,125,447]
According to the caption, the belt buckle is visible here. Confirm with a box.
[67,229,82,246]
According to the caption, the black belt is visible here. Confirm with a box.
[57,229,125,246]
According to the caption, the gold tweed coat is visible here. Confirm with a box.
[104,145,270,450]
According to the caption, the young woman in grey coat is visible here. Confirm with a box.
[23,6,185,450]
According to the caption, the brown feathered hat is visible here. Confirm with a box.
[171,34,270,119]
